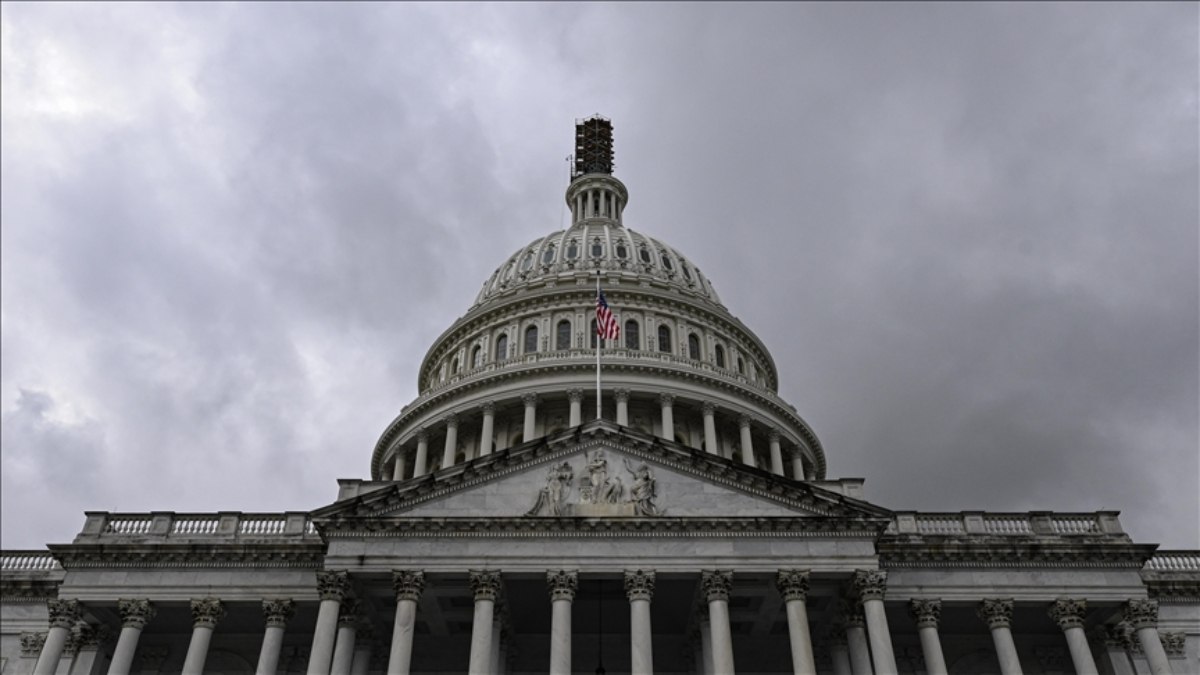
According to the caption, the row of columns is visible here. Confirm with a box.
[392,391,817,481]
[29,577,1181,675]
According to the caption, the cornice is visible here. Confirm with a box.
[46,543,327,570]
[878,538,1157,569]
[318,516,891,539]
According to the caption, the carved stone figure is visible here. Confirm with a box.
[526,462,575,516]
[581,451,623,504]
[624,458,660,516]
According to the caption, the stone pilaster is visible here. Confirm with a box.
[21,632,46,657]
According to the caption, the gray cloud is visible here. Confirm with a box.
[2,3,1195,549]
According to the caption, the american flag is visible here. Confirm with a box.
[595,291,620,340]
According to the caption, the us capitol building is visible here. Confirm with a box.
[2,118,1197,675]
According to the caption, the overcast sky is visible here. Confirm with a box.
[2,3,1196,551]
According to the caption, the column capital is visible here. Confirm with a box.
[1160,631,1185,656]
[624,569,656,601]
[701,401,716,415]
[978,598,1014,629]
[20,632,46,657]
[262,599,295,628]
[521,392,539,407]
[74,623,109,650]
[415,428,429,442]
[190,597,225,628]
[47,598,82,629]
[443,413,459,428]
[659,393,676,407]
[908,599,942,629]
[118,598,156,629]
[701,570,733,603]
[392,570,426,602]
[836,599,866,628]
[767,429,781,443]
[567,389,584,404]
[614,388,630,403]
[852,570,887,602]
[470,570,502,601]
[1097,621,1134,649]
[737,414,752,429]
[776,569,810,602]
[481,401,496,415]
[1048,598,1087,631]
[317,570,351,601]
[337,597,361,627]
[1122,598,1158,629]
[547,569,578,601]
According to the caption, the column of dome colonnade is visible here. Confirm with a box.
[381,392,819,482]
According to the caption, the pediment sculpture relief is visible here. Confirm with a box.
[526,450,661,517]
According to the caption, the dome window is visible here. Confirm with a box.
[590,319,598,348]
[737,357,745,375]
[625,319,640,350]
[591,238,604,258]
[524,325,539,353]
[471,346,482,368]
[556,320,572,350]
[715,344,726,368]
[451,357,459,374]
[521,252,535,272]
[681,263,693,281]
[494,334,509,361]
[658,325,672,354]
[542,244,556,265]
[615,242,628,259]
[660,250,674,271]
[639,246,652,264]
[566,240,579,259]
[688,333,701,360]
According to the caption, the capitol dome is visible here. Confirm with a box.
[371,117,826,483]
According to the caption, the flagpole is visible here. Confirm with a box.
[595,270,602,420]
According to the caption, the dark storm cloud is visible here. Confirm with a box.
[2,3,1195,549]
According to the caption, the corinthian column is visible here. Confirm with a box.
[413,430,429,477]
[978,599,1023,675]
[107,599,155,675]
[522,394,538,440]
[615,389,630,426]
[468,571,502,675]
[479,402,496,456]
[182,597,225,675]
[332,597,361,675]
[442,414,459,469]
[568,390,583,427]
[777,570,817,675]
[853,571,897,675]
[1097,622,1136,675]
[625,570,655,675]
[547,570,578,675]
[308,570,349,675]
[388,570,425,675]
[738,415,755,466]
[702,402,718,454]
[70,623,109,675]
[33,599,81,675]
[701,570,736,675]
[908,599,947,675]
[659,394,676,442]
[1048,598,1098,675]
[838,600,873,675]
[255,599,294,675]
[1123,599,1174,675]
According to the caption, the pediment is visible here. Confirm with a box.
[314,422,892,528]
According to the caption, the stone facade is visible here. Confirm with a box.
[2,119,1198,674]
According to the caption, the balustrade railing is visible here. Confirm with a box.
[79,512,317,540]
[892,511,1123,537]
[0,551,61,571]
[1145,551,1200,572]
